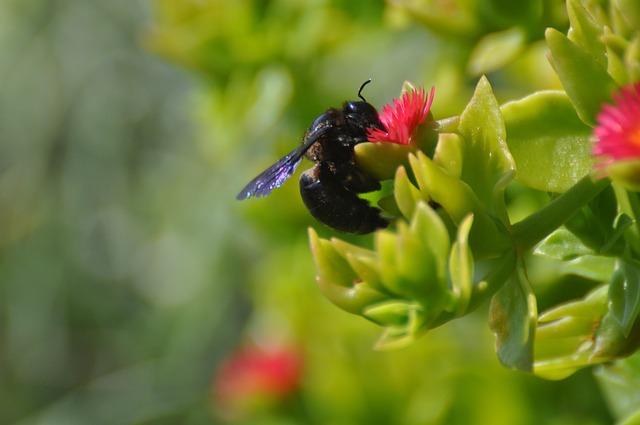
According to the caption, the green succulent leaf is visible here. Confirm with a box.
[501,91,594,192]
[558,255,617,281]
[512,175,610,252]
[377,224,439,305]
[614,0,640,32]
[534,285,608,380]
[613,185,640,257]
[376,206,452,310]
[468,27,527,76]
[601,213,635,254]
[489,266,537,372]
[408,151,478,222]
[594,354,640,423]
[606,42,628,85]
[534,227,595,260]
[329,238,388,296]
[308,228,388,315]
[365,301,428,350]
[364,300,422,327]
[355,142,417,182]
[479,0,541,25]
[533,352,594,380]
[609,258,640,337]
[567,0,607,69]
[433,132,464,178]
[410,202,451,268]
[449,214,474,315]
[564,188,618,252]
[538,284,608,323]
[393,165,423,219]
[592,313,632,359]
[545,28,616,126]
[392,0,479,39]
[458,76,515,220]
[408,151,510,258]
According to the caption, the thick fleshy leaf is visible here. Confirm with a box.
[546,28,616,126]
[536,316,597,340]
[614,0,640,31]
[533,352,593,380]
[534,227,595,260]
[378,219,450,309]
[433,133,464,177]
[501,91,594,192]
[558,255,617,281]
[612,185,640,258]
[409,201,451,270]
[364,300,422,327]
[534,285,608,380]
[391,0,479,39]
[593,355,640,423]
[408,151,477,222]
[393,165,423,219]
[479,0,540,24]
[369,301,428,350]
[606,160,640,191]
[592,313,634,359]
[355,142,416,182]
[308,228,388,315]
[511,175,610,252]
[606,41,627,85]
[329,238,388,296]
[489,267,537,372]
[538,284,608,322]
[449,214,474,315]
[408,151,510,258]
[458,76,515,219]
[609,258,640,337]
[468,27,527,76]
[470,249,517,309]
[567,0,606,69]
[626,37,640,85]
[601,213,634,254]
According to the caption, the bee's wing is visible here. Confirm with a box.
[236,127,328,200]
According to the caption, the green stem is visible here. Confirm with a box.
[512,175,611,252]
[612,183,640,257]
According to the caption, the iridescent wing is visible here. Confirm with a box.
[236,126,329,200]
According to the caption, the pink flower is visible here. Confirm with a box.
[213,344,303,417]
[367,86,435,145]
[593,82,640,166]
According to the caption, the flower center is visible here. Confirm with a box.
[629,124,640,147]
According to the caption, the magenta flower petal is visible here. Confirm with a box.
[367,86,436,145]
[593,82,640,167]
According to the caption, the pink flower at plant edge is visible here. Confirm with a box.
[593,82,640,167]
[367,86,436,145]
[213,344,303,418]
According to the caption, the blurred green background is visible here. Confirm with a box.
[0,0,617,423]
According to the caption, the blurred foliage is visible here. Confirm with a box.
[0,0,252,423]
[0,0,631,424]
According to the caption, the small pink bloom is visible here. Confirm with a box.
[213,344,303,408]
[367,86,435,145]
[593,82,640,166]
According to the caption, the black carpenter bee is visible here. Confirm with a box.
[236,79,389,234]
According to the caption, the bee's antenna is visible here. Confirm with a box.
[358,79,372,102]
